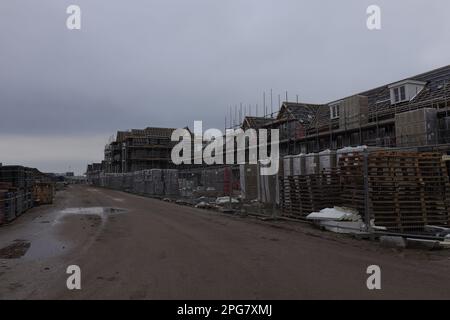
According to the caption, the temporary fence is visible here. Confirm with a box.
[280,147,450,233]
[96,169,180,198]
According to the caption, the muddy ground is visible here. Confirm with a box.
[0,185,449,299]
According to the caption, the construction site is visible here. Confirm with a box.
[86,65,450,239]
[3,62,450,299]
[4,0,450,305]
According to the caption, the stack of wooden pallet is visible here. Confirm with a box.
[279,176,300,217]
[368,151,450,232]
[280,150,450,232]
[280,171,341,219]
[338,153,366,216]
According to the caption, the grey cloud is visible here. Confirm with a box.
[0,0,449,173]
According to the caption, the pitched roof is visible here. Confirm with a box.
[242,116,274,129]
[309,65,450,129]
[115,127,177,143]
[351,65,448,120]
[277,102,323,127]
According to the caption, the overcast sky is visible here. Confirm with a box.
[1,0,449,174]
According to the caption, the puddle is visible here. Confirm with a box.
[59,207,126,215]
[54,207,126,226]
[0,207,127,261]
[0,240,31,259]
[23,233,68,260]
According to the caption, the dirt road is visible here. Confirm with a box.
[0,185,449,299]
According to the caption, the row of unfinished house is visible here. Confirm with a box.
[87,65,450,234]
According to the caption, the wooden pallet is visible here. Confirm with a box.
[280,172,341,218]
[366,151,450,232]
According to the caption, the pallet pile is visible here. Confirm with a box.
[0,166,55,225]
[368,151,450,232]
[0,182,16,224]
[338,153,367,216]
[32,183,54,205]
[281,150,450,232]
[0,166,30,220]
[334,150,450,232]
[280,171,341,219]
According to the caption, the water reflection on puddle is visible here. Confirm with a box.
[0,208,127,261]
[60,207,127,215]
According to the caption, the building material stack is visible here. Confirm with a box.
[280,152,341,219]
[368,151,450,232]
[0,182,16,225]
[257,161,278,204]
[163,169,179,197]
[0,166,26,218]
[133,171,145,194]
[198,167,226,195]
[279,173,302,217]
[338,149,450,232]
[239,164,258,201]
[0,166,54,224]
[338,151,367,216]
[32,183,54,205]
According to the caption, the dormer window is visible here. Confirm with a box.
[393,86,406,103]
[330,102,340,120]
[389,80,426,105]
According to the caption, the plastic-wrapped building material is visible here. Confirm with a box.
[318,150,337,172]
[0,191,16,223]
[163,169,179,196]
[292,154,305,176]
[283,155,294,177]
[143,170,153,195]
[155,169,165,195]
[257,161,279,204]
[0,190,9,225]
[240,164,258,200]
[122,173,134,192]
[133,171,145,194]
[179,178,194,198]
[15,190,25,217]
[304,153,319,175]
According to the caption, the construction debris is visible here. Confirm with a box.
[215,197,239,205]
[306,207,361,222]
[306,207,365,234]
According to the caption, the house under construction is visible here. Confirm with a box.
[104,127,179,173]
[243,65,450,156]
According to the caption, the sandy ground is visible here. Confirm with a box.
[0,185,449,300]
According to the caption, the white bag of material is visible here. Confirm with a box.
[283,156,294,177]
[337,145,368,162]
[319,220,366,234]
[304,153,319,175]
[307,207,361,222]
[216,196,239,205]
[292,154,305,176]
[318,149,337,172]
